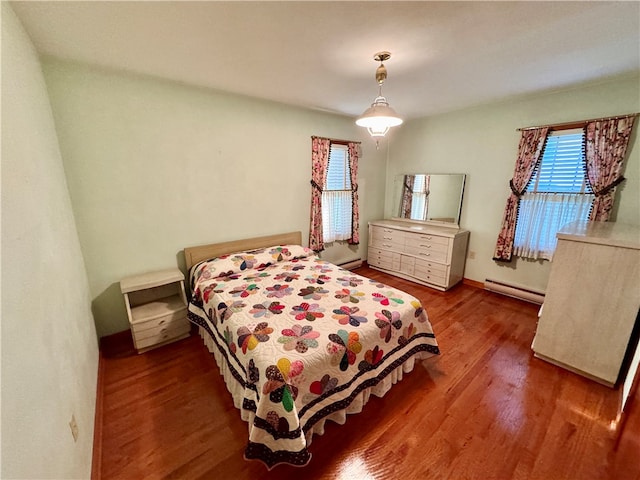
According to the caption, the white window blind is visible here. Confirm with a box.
[528,130,591,194]
[323,144,352,243]
[514,129,594,260]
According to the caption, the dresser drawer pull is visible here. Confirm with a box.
[419,253,431,257]
[384,229,393,233]
[421,235,433,240]
[384,236,393,240]
[383,243,392,247]
[420,244,432,248]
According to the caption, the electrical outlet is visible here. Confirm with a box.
[69,414,79,442]
[468,251,476,260]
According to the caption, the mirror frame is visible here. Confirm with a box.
[391,173,466,228]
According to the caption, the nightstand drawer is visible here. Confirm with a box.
[131,308,187,336]
[133,320,190,349]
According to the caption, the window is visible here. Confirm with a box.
[322,144,352,243]
[513,129,594,259]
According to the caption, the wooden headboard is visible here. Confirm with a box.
[184,231,303,271]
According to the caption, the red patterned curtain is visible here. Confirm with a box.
[585,116,636,221]
[401,175,415,218]
[309,137,331,252]
[493,127,549,261]
[347,142,360,245]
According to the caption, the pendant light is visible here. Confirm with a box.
[356,51,403,143]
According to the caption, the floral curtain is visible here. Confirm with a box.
[400,175,415,218]
[493,127,549,261]
[347,142,360,245]
[585,116,636,221]
[309,136,331,251]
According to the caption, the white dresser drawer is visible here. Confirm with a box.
[370,226,405,250]
[404,245,448,264]
[368,247,394,269]
[414,259,448,286]
[405,235,450,254]
[409,233,449,246]
[414,259,447,275]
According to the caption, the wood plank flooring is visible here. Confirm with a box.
[98,266,640,480]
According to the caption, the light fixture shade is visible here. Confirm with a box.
[355,96,403,137]
[357,52,402,141]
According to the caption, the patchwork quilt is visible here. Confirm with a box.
[187,245,440,468]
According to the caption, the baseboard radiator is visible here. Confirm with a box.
[338,258,363,270]
[484,278,545,305]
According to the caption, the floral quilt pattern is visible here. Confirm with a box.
[187,245,440,468]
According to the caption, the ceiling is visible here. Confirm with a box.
[10,1,640,121]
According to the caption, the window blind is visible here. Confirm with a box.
[325,144,351,191]
[323,143,352,243]
[528,130,591,194]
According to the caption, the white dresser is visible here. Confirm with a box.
[368,219,470,290]
[532,222,640,386]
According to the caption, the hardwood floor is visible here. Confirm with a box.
[97,266,640,480]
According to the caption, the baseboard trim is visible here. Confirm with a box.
[462,278,484,289]
[338,258,363,270]
[91,347,105,480]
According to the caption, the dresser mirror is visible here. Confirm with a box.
[392,173,466,227]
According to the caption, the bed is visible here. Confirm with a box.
[185,232,440,468]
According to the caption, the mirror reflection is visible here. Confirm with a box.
[393,174,466,225]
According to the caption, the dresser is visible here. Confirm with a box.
[368,219,470,290]
[531,222,640,387]
[120,268,191,353]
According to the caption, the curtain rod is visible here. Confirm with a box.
[517,112,639,132]
[310,136,361,145]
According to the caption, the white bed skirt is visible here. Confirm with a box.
[197,326,429,446]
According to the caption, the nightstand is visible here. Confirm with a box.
[120,268,190,353]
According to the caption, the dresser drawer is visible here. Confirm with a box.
[370,226,405,250]
[404,246,448,264]
[414,259,447,275]
[409,232,450,246]
[405,235,450,253]
[415,259,448,286]
[368,248,401,269]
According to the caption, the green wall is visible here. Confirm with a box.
[43,59,388,337]
[1,4,98,478]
